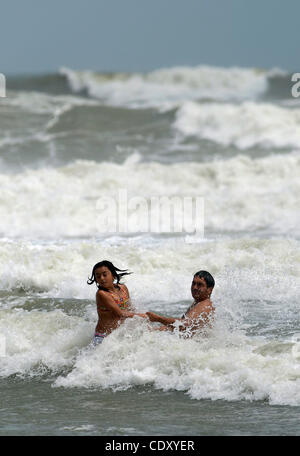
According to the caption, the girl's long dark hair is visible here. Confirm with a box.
[87,260,132,290]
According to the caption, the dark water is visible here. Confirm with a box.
[1,379,300,436]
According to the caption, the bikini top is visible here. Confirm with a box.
[98,286,130,311]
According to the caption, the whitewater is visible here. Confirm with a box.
[0,64,299,435]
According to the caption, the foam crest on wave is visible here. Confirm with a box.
[54,319,300,406]
[60,65,271,109]
[1,310,299,406]
[174,101,300,149]
[0,152,299,238]
[0,238,298,301]
[2,90,98,115]
[0,307,92,377]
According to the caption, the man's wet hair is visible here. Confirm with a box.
[194,270,215,289]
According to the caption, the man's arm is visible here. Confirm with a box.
[146,301,214,333]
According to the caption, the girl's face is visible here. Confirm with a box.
[94,266,115,289]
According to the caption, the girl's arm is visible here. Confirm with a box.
[121,284,147,318]
[97,291,146,319]
[146,311,180,326]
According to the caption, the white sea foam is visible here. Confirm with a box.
[0,234,299,405]
[52,319,300,406]
[174,101,300,149]
[0,237,298,301]
[60,65,271,109]
[0,307,91,377]
[1,292,299,406]
[0,152,299,238]
[3,90,98,115]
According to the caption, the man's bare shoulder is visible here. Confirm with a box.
[187,299,214,317]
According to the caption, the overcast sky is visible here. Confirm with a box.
[1,0,299,75]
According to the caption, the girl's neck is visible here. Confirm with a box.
[109,284,120,292]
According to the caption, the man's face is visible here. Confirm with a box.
[191,276,211,302]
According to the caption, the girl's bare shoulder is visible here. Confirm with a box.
[96,289,110,301]
[120,283,130,294]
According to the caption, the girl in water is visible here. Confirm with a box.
[87,260,146,345]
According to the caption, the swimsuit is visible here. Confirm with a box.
[93,332,106,346]
[98,286,130,311]
[93,287,130,346]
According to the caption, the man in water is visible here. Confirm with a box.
[146,270,215,335]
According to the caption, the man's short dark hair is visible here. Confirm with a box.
[194,270,215,289]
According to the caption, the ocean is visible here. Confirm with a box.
[0,65,299,436]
